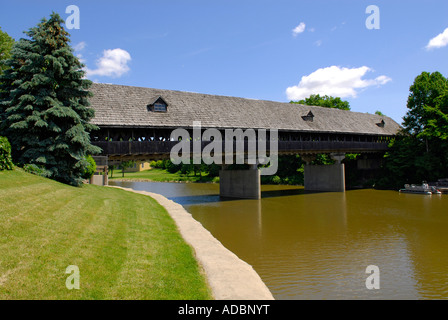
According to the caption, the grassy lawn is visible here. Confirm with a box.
[0,169,212,300]
[110,168,218,183]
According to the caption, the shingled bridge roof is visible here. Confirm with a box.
[89,83,401,136]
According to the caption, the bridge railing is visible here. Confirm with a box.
[277,140,390,153]
[92,140,390,157]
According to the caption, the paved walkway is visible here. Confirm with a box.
[108,186,274,300]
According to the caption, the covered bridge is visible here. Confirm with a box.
[88,83,401,198]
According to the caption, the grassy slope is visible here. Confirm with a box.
[110,168,216,183]
[0,169,212,300]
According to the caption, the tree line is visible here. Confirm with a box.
[376,72,448,189]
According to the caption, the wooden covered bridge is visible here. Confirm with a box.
[89,83,401,199]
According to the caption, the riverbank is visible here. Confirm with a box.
[109,186,275,300]
[110,168,304,187]
[110,168,218,183]
[0,169,212,299]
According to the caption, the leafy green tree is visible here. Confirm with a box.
[0,27,14,74]
[403,71,448,137]
[119,160,136,177]
[376,135,419,189]
[0,136,13,170]
[109,164,116,178]
[0,27,15,122]
[403,72,448,165]
[0,13,101,186]
[311,154,335,165]
[290,94,351,111]
[377,71,448,189]
[276,155,304,176]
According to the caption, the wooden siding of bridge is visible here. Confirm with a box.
[93,140,390,161]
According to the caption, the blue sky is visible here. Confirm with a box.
[1,0,448,123]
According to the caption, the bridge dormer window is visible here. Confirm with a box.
[147,96,168,113]
[154,102,166,112]
[302,111,314,122]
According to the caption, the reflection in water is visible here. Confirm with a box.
[111,181,448,300]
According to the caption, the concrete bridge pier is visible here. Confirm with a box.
[219,164,261,200]
[303,153,346,192]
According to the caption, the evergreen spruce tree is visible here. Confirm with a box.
[0,13,101,186]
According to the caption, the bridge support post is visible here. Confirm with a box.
[219,164,261,200]
[304,153,346,192]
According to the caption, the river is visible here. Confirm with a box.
[110,180,448,300]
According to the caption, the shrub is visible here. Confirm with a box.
[292,175,304,185]
[81,155,97,179]
[272,175,282,184]
[23,164,43,175]
[180,163,192,175]
[150,160,165,169]
[283,175,303,186]
[207,163,221,177]
[165,159,181,173]
[23,163,51,177]
[0,136,14,170]
[155,160,164,168]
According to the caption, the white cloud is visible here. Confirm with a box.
[73,41,87,52]
[73,41,87,62]
[86,48,132,78]
[292,22,306,36]
[286,66,391,101]
[426,27,448,50]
